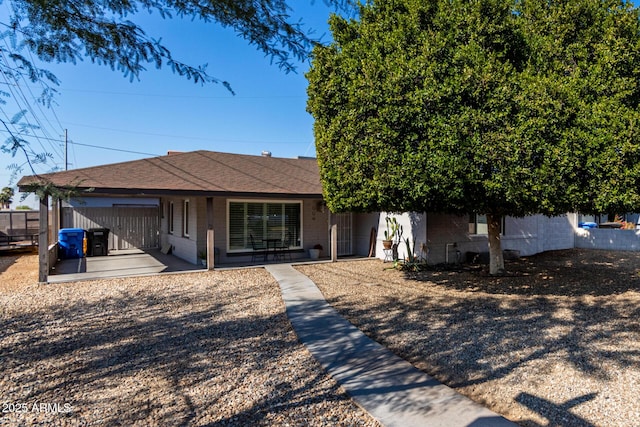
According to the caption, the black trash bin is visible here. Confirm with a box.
[87,228,110,256]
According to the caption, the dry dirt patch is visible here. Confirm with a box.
[0,252,38,293]
[0,255,378,426]
[297,249,640,427]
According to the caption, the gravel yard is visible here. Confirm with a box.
[3,249,639,427]
[297,249,640,427]
[0,254,378,426]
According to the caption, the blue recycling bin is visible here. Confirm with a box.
[578,222,598,229]
[58,228,85,259]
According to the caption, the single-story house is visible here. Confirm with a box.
[18,150,578,281]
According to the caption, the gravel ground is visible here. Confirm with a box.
[297,249,640,427]
[0,254,379,426]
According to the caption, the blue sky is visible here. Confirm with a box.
[0,1,342,206]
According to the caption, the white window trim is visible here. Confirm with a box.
[226,199,304,253]
[183,199,190,237]
[469,213,505,236]
[168,201,174,234]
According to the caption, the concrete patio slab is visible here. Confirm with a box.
[49,249,204,283]
[267,264,517,427]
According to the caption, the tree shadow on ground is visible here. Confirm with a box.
[515,392,598,427]
[0,254,19,274]
[0,277,373,426]
[300,253,640,427]
[408,249,640,296]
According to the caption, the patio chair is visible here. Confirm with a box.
[275,231,292,262]
[250,234,267,263]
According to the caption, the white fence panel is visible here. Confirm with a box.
[575,228,640,251]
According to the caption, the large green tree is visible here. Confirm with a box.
[1,0,352,191]
[307,0,640,274]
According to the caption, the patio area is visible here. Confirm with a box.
[48,248,335,283]
[49,249,206,283]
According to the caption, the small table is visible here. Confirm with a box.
[383,248,394,262]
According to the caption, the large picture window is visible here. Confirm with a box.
[228,201,302,251]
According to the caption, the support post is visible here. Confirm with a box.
[207,229,214,270]
[206,197,214,270]
[50,197,59,244]
[331,221,338,262]
[38,193,49,284]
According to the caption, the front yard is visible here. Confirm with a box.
[297,249,640,427]
[2,249,639,426]
[0,254,377,426]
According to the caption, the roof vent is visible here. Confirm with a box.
[261,151,272,157]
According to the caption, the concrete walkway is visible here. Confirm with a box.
[266,264,517,427]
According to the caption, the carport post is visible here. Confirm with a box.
[206,197,214,269]
[38,193,49,283]
[207,229,214,269]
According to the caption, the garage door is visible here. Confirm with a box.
[62,206,160,250]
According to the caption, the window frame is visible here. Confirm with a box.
[227,199,303,253]
[183,199,190,237]
[469,213,505,236]
[168,201,174,234]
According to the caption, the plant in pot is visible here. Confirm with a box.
[309,244,323,260]
[383,217,402,250]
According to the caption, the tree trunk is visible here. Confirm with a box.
[487,213,504,275]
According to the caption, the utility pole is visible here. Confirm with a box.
[64,129,68,170]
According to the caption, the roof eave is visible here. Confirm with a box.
[22,186,323,199]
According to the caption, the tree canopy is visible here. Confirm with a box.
[306,0,640,273]
[4,0,339,88]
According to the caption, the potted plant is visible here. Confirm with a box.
[383,217,401,250]
[309,244,322,260]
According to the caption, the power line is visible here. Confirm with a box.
[35,86,303,100]
[0,82,305,100]
[0,56,57,157]
[0,129,64,142]
[64,121,312,145]
[68,140,160,157]
[0,46,65,162]
[0,2,65,163]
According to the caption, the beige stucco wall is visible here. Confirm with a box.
[160,196,199,264]
[159,195,576,267]
[425,213,576,265]
[362,211,576,265]
[160,196,329,265]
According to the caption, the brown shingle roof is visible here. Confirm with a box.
[17,151,323,197]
